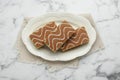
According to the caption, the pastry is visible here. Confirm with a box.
[44,21,75,52]
[61,27,89,51]
[29,21,57,48]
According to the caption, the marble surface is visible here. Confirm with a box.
[0,0,120,80]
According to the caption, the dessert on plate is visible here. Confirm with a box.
[61,27,89,51]
[29,21,57,48]
[29,21,89,53]
[44,21,75,52]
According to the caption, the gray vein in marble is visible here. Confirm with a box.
[94,0,120,22]
[96,14,120,22]
[12,18,17,27]
[95,64,107,77]
[92,58,115,65]
[63,71,74,80]
[35,0,66,12]
[0,76,18,80]
[107,72,120,80]
[93,61,120,80]
[0,58,16,70]
[84,64,108,80]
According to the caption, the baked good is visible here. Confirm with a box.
[61,27,89,51]
[44,21,75,52]
[29,21,57,48]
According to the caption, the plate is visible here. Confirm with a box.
[22,13,96,61]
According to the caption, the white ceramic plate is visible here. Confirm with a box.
[22,13,96,61]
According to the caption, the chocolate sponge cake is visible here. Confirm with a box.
[29,21,57,48]
[44,21,75,52]
[61,27,89,51]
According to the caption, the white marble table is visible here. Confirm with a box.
[0,0,120,80]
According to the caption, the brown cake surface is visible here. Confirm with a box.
[44,21,75,52]
[61,27,89,51]
[29,21,57,48]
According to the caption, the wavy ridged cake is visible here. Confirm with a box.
[29,22,57,48]
[61,27,89,51]
[44,21,75,52]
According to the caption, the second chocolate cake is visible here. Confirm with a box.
[44,21,75,52]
